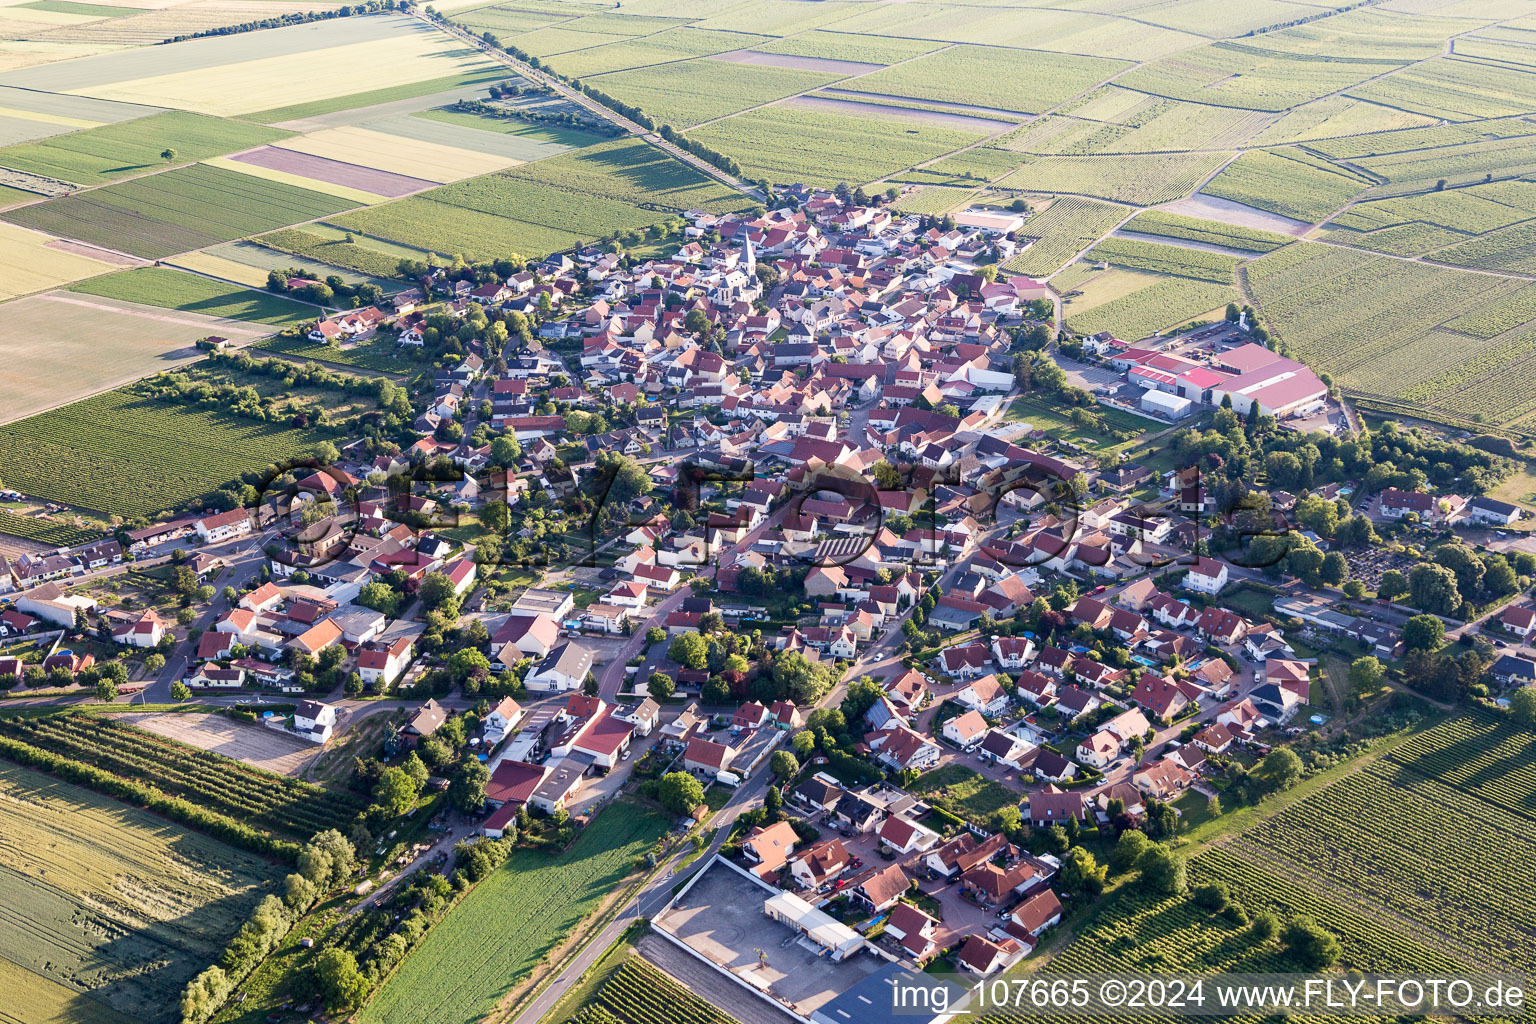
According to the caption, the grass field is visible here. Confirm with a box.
[68,267,315,326]
[754,30,943,65]
[0,380,333,516]
[0,220,115,299]
[1,162,356,259]
[541,27,772,78]
[688,103,986,186]
[0,761,275,1024]
[908,763,1019,823]
[247,67,509,125]
[357,801,669,1024]
[0,110,289,186]
[253,227,407,279]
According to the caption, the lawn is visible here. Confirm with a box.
[1,163,356,259]
[0,761,276,1024]
[907,763,1019,823]
[357,801,668,1024]
[0,111,289,187]
[69,267,315,327]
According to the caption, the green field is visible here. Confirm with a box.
[0,381,334,517]
[754,30,944,65]
[1320,179,1536,258]
[0,509,99,547]
[688,104,986,186]
[246,68,510,124]
[0,761,276,1024]
[1245,242,1536,425]
[333,137,750,260]
[0,111,290,187]
[1065,274,1236,340]
[1125,210,1292,253]
[1,163,356,259]
[1004,196,1128,277]
[838,44,1126,115]
[1087,235,1241,282]
[1202,148,1371,223]
[564,957,738,1024]
[255,227,407,278]
[357,801,669,1024]
[590,58,841,128]
[69,267,316,327]
[908,763,1019,823]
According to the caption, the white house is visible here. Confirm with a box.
[113,608,165,648]
[194,509,252,544]
[524,642,595,692]
[1184,557,1229,595]
[942,709,988,749]
[484,697,525,745]
[356,635,414,687]
[293,700,337,743]
[953,673,1009,716]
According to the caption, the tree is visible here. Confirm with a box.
[668,631,708,671]
[1510,685,1536,726]
[1282,915,1342,969]
[1377,569,1409,602]
[180,966,231,1024]
[489,435,522,468]
[1254,747,1303,793]
[658,771,704,815]
[1058,846,1106,897]
[418,572,458,611]
[646,671,674,698]
[357,581,401,617]
[1110,829,1152,874]
[1348,656,1383,692]
[372,767,418,818]
[770,750,799,779]
[1408,563,1461,617]
[145,652,166,674]
[161,147,178,163]
[1403,613,1446,652]
[94,678,118,702]
[171,680,191,701]
[449,758,490,814]
[480,499,512,534]
[297,830,355,890]
[1249,911,1280,943]
[1137,846,1187,895]
[310,948,369,1012]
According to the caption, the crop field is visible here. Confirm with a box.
[1445,289,1536,339]
[1436,220,1536,276]
[68,266,315,326]
[253,227,407,279]
[1307,115,1534,161]
[0,220,115,299]
[455,5,564,36]
[589,58,840,128]
[0,110,289,187]
[1118,42,1401,111]
[0,380,330,516]
[49,21,502,116]
[1319,179,1536,257]
[1125,210,1291,253]
[837,45,1126,116]
[273,124,519,183]
[1003,196,1127,277]
[1202,148,1371,224]
[568,957,738,1024]
[0,714,364,842]
[412,107,602,154]
[1244,242,1536,424]
[1246,95,1437,147]
[358,801,668,1024]
[247,67,508,126]
[691,0,860,37]
[1,162,355,258]
[754,30,943,65]
[1348,56,1536,120]
[1087,235,1240,282]
[890,185,977,215]
[0,761,275,1024]
[333,136,749,260]
[1385,714,1536,817]
[999,151,1231,206]
[1233,756,1536,973]
[1063,274,1235,340]
[202,153,392,206]
[0,508,98,546]
[689,104,986,186]
[541,27,772,78]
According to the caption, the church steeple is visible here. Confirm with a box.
[744,231,755,275]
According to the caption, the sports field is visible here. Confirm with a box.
[0,762,276,1024]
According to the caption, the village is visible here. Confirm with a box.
[1,184,1534,1024]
